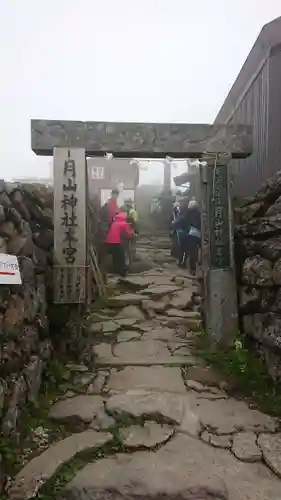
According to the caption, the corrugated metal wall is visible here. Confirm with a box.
[227,59,270,197]
[215,17,281,198]
[267,46,281,179]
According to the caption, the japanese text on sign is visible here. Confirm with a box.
[53,148,87,303]
[61,153,78,265]
[209,165,231,269]
[0,253,22,284]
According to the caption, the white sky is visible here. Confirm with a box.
[1,0,281,183]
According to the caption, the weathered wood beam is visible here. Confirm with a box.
[31,120,252,158]
[174,171,197,186]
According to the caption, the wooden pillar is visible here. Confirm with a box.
[201,155,238,344]
[53,147,87,304]
[163,160,171,193]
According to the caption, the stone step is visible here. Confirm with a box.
[8,430,112,500]
[95,356,200,368]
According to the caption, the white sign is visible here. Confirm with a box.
[91,166,105,180]
[53,148,87,303]
[0,253,22,284]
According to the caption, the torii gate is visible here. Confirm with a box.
[30,119,252,344]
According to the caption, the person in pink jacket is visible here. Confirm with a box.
[104,211,134,277]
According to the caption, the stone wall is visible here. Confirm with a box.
[0,182,53,448]
[235,170,281,383]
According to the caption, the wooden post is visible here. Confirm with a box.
[53,147,87,304]
[163,160,171,193]
[202,154,238,344]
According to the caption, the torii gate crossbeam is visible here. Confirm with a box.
[31,120,251,158]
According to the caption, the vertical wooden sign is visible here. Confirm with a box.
[208,163,231,270]
[53,148,87,303]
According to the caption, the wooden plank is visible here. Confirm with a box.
[31,120,252,158]
[53,148,87,303]
[174,171,197,186]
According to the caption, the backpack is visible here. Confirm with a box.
[100,202,109,223]
[99,202,111,241]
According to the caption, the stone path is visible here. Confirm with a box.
[8,236,281,499]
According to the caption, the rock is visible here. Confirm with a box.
[242,256,273,286]
[166,309,201,318]
[242,313,281,354]
[3,295,25,334]
[120,422,174,448]
[2,376,26,436]
[108,293,147,307]
[116,305,145,320]
[116,318,137,327]
[0,453,4,494]
[102,321,119,333]
[184,395,276,435]
[61,434,281,500]
[8,430,111,500]
[117,330,142,342]
[86,371,107,394]
[273,258,281,285]
[170,289,194,309]
[92,343,112,359]
[0,221,16,238]
[239,287,260,313]
[185,365,224,387]
[237,215,281,239]
[118,276,155,289]
[0,379,7,414]
[89,320,119,334]
[19,256,35,283]
[0,191,11,208]
[107,366,187,393]
[140,285,179,298]
[74,372,95,388]
[66,364,88,373]
[162,316,202,330]
[107,390,187,424]
[88,408,115,430]
[88,323,103,333]
[24,356,43,401]
[179,406,201,437]
[232,432,262,462]
[185,379,207,392]
[141,299,168,313]
[258,433,281,477]
[142,326,175,341]
[49,395,105,423]
[201,431,232,448]
[113,340,170,359]
[0,236,7,253]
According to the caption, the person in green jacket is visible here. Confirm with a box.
[122,199,138,260]
[122,199,138,233]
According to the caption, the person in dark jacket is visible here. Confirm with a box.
[172,199,201,272]
[185,200,201,274]
[171,201,190,268]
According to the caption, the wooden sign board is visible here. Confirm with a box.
[53,148,87,303]
[207,164,231,269]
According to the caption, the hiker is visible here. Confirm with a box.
[185,199,201,274]
[170,201,181,258]
[105,188,120,222]
[171,199,190,267]
[122,199,138,233]
[99,188,121,242]
[122,199,138,261]
[104,212,134,277]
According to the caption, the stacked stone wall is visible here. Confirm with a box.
[235,170,281,382]
[0,182,53,454]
